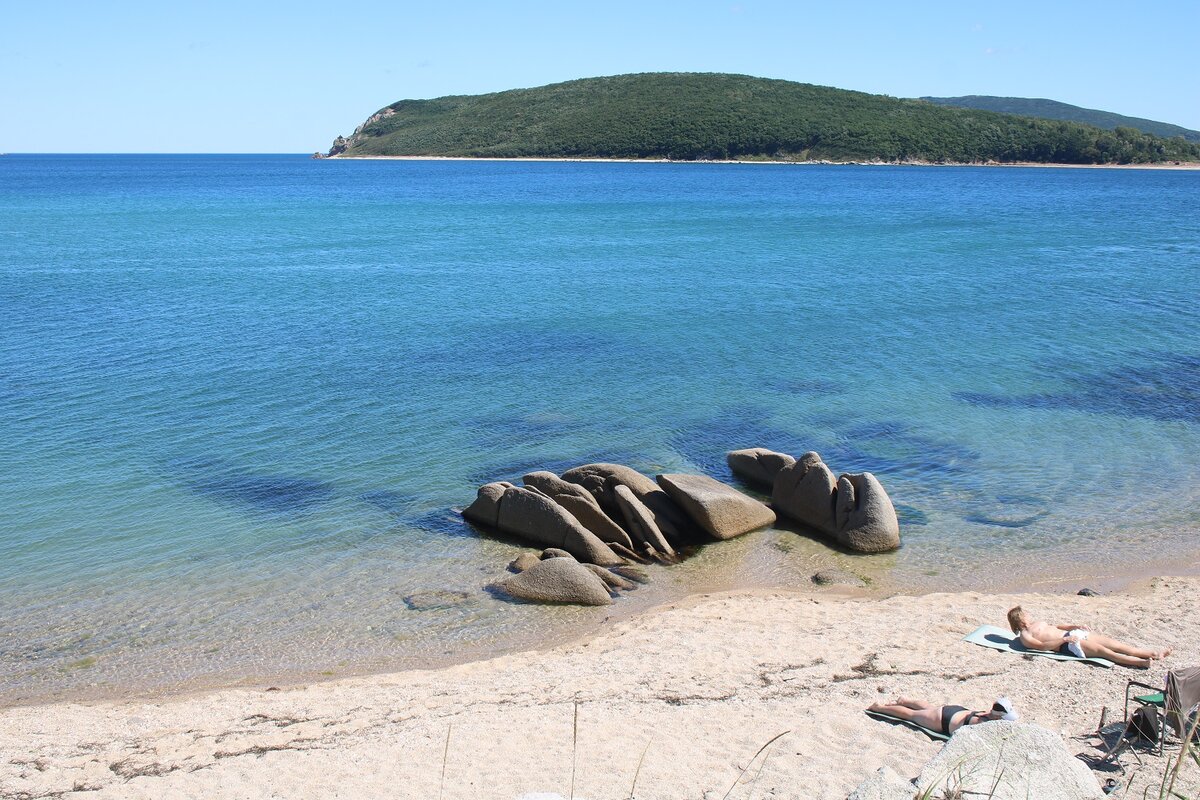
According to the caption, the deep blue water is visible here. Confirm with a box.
[2,155,1198,703]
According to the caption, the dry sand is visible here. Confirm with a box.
[3,577,1197,799]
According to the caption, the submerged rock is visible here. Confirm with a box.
[495,557,613,606]
[655,473,776,540]
[811,568,865,587]
[403,590,472,611]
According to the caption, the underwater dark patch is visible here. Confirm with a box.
[403,508,473,539]
[168,457,335,514]
[359,490,420,517]
[894,504,929,526]
[963,493,1050,528]
[465,411,592,449]
[823,422,981,484]
[955,352,1200,424]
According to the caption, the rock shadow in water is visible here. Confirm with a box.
[963,493,1050,529]
[894,504,929,526]
[955,352,1200,424]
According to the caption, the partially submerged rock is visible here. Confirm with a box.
[834,472,901,553]
[495,557,613,606]
[462,481,515,528]
[494,486,624,566]
[726,447,797,489]
[612,483,676,557]
[655,473,776,540]
[770,451,900,553]
[508,552,542,573]
[562,463,694,544]
[523,471,635,550]
[584,563,637,591]
[772,452,839,533]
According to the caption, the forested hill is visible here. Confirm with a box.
[326,73,1200,164]
[921,96,1200,143]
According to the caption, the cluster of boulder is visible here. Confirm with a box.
[463,463,778,568]
[464,451,900,605]
[728,449,900,553]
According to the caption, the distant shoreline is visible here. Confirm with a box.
[325,155,1200,170]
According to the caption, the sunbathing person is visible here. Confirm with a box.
[868,696,1017,736]
[1006,606,1172,668]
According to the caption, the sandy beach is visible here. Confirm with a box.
[3,576,1196,799]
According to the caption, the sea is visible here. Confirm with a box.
[1,154,1198,706]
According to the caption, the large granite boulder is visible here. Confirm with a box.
[522,471,635,550]
[772,452,838,533]
[561,463,694,544]
[612,483,676,557]
[913,722,1104,800]
[835,472,900,553]
[726,448,797,489]
[772,452,899,553]
[655,473,776,540]
[462,481,515,528]
[493,486,624,566]
[495,558,613,606]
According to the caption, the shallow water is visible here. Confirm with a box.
[1,155,1198,705]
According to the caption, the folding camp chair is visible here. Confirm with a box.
[1124,665,1200,755]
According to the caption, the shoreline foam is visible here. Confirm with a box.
[3,577,1195,799]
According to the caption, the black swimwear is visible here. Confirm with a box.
[940,705,987,734]
[940,704,968,734]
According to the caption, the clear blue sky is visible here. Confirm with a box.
[3,0,1197,153]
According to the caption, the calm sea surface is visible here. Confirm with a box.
[1,155,1198,705]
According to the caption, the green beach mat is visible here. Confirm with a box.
[865,709,950,741]
[963,625,1115,668]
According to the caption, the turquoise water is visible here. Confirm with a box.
[2,155,1198,704]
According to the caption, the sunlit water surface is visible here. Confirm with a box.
[1,155,1198,705]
